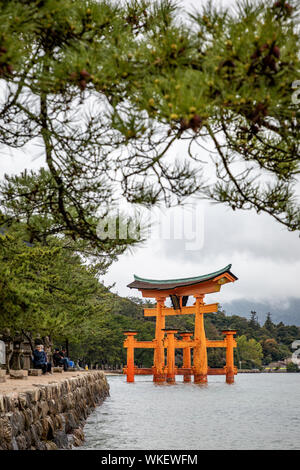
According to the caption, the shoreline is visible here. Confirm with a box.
[0,368,291,396]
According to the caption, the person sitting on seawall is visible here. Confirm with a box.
[61,348,76,369]
[53,347,69,372]
[74,360,84,370]
[60,348,71,371]
[32,344,52,375]
[60,348,75,369]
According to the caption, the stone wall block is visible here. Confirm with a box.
[35,420,43,440]
[53,430,69,449]
[36,400,46,419]
[82,405,89,420]
[41,417,50,440]
[31,403,39,422]
[65,381,71,393]
[23,408,34,429]
[61,395,68,412]
[46,416,55,439]
[49,383,59,398]
[59,383,65,397]
[67,392,74,409]
[71,379,78,391]
[63,411,77,433]
[55,400,63,414]
[57,382,62,395]
[45,440,58,450]
[23,429,32,448]
[75,388,82,401]
[4,394,17,413]
[12,409,25,435]
[2,413,14,441]
[38,387,46,400]
[74,403,83,418]
[30,423,39,446]
[26,388,40,404]
[0,395,5,413]
[9,370,28,380]
[28,369,42,376]
[61,380,67,394]
[18,392,30,410]
[58,413,66,432]
[36,440,47,450]
[0,415,12,443]
[53,413,64,432]
[10,437,18,450]
[48,398,57,415]
[45,386,52,400]
[72,427,85,447]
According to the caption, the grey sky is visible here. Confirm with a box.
[103,200,300,305]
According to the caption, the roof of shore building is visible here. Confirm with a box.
[127,264,238,291]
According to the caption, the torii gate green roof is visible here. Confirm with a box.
[127,264,237,291]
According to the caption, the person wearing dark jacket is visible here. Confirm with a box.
[53,347,69,371]
[32,345,52,374]
[53,348,62,367]
[59,348,69,371]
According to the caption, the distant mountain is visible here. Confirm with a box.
[223,298,300,326]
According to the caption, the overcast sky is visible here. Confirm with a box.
[0,0,299,321]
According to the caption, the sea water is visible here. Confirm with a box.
[79,373,300,450]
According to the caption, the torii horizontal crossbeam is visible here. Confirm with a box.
[143,303,218,317]
[124,338,237,349]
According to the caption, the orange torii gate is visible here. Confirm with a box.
[123,264,238,384]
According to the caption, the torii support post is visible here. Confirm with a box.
[163,329,178,384]
[153,297,166,383]
[180,332,193,383]
[123,331,138,383]
[223,330,237,384]
[193,295,208,384]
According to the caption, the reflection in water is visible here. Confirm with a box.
[80,374,300,450]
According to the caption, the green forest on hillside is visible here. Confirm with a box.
[69,300,300,370]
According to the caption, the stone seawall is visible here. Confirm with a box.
[0,371,109,450]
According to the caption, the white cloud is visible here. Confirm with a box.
[102,200,300,305]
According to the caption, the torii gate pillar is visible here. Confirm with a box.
[123,331,138,383]
[180,332,193,382]
[193,295,208,384]
[223,330,237,384]
[153,296,166,383]
[163,329,178,384]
